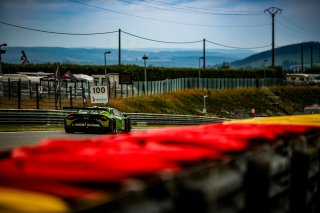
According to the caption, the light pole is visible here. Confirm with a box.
[203,95,208,114]
[199,57,204,89]
[104,51,111,79]
[142,54,148,94]
[0,43,7,75]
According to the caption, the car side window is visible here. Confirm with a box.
[113,109,122,117]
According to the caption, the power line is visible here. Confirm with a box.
[122,30,202,44]
[143,0,262,14]
[277,21,307,42]
[70,0,268,28]
[206,39,271,50]
[282,15,320,36]
[118,0,263,16]
[0,21,118,35]
[122,30,270,49]
[118,0,200,14]
[0,20,271,50]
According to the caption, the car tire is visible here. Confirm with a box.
[113,120,117,133]
[109,120,117,134]
[125,118,131,132]
[65,127,74,133]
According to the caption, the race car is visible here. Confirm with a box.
[64,107,131,133]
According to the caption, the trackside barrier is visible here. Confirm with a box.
[0,115,320,213]
[0,109,71,125]
[0,109,227,125]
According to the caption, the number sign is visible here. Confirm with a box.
[90,86,108,104]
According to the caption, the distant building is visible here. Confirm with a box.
[286,73,320,85]
[304,103,320,114]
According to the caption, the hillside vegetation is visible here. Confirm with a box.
[108,86,320,118]
[231,41,320,69]
[3,63,283,80]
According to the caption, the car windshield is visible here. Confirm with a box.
[78,108,110,114]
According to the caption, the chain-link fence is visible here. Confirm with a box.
[0,76,283,109]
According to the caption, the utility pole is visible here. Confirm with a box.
[118,29,121,66]
[264,7,282,68]
[0,43,7,75]
[319,44,320,65]
[310,46,313,68]
[142,54,148,94]
[203,39,206,69]
[301,44,304,72]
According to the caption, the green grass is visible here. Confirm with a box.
[110,86,320,118]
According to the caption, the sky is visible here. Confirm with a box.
[0,0,319,52]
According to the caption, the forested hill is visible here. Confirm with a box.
[230,42,320,69]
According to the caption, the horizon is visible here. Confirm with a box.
[2,41,319,69]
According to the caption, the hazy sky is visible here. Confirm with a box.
[0,0,319,51]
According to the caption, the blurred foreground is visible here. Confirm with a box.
[0,114,320,213]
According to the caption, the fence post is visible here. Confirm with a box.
[121,84,123,98]
[74,81,77,100]
[82,87,86,107]
[137,81,140,96]
[65,81,68,97]
[8,78,11,100]
[18,79,21,109]
[29,80,32,98]
[132,83,134,97]
[36,83,40,109]
[47,80,51,99]
[54,82,57,110]
[126,84,128,97]
[144,82,147,95]
[69,86,73,108]
[113,81,116,99]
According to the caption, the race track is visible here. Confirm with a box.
[0,131,122,150]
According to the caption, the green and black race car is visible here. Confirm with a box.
[64,107,131,133]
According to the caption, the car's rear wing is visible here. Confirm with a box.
[63,107,111,111]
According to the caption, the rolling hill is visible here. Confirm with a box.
[1,47,254,68]
[230,41,320,70]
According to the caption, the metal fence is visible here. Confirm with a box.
[0,77,283,109]
[0,109,227,125]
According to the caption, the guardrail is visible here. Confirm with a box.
[0,109,227,126]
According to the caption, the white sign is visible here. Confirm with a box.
[38,86,43,94]
[90,86,108,104]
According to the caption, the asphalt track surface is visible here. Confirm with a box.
[0,131,128,151]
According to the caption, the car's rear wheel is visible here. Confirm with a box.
[64,126,74,133]
[109,120,117,134]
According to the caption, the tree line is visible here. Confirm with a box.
[1,63,291,81]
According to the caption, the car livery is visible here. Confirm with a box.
[64,107,131,133]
